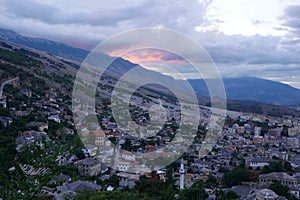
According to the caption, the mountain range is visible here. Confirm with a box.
[188,77,300,106]
[0,28,299,108]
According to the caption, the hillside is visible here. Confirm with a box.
[1,28,300,112]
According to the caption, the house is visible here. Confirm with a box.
[62,127,74,135]
[48,115,61,123]
[259,172,297,188]
[0,98,7,108]
[268,148,288,161]
[27,121,48,131]
[253,135,264,145]
[119,179,135,189]
[145,145,155,152]
[259,172,300,198]
[120,151,136,161]
[82,144,98,157]
[254,127,262,136]
[117,160,139,172]
[16,130,49,151]
[20,89,32,98]
[0,116,13,127]
[94,130,106,146]
[245,157,271,169]
[266,128,282,138]
[256,189,278,200]
[49,173,71,185]
[56,180,101,195]
[76,158,101,176]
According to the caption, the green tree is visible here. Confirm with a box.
[261,161,284,174]
[218,190,239,200]
[86,190,140,200]
[206,175,217,188]
[269,181,288,197]
[135,173,175,199]
[179,181,207,200]
[222,167,250,187]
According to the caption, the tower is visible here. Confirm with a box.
[179,159,185,190]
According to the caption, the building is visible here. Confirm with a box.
[94,130,106,146]
[179,159,185,190]
[266,128,282,138]
[20,89,32,98]
[0,98,6,108]
[27,121,48,131]
[82,144,98,157]
[259,172,297,188]
[256,189,278,200]
[246,157,271,169]
[15,130,49,151]
[116,160,139,172]
[253,135,264,145]
[76,158,101,176]
[48,115,61,123]
[0,116,13,127]
[56,180,101,196]
[254,127,262,136]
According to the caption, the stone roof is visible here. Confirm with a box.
[256,189,278,199]
[67,180,101,192]
[245,157,272,163]
[50,173,71,184]
[27,121,47,127]
[231,185,253,197]
[76,157,100,166]
[119,179,135,189]
[259,172,296,181]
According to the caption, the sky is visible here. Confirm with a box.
[1,0,300,88]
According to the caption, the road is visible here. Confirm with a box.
[0,77,19,99]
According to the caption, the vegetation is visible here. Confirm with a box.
[218,190,239,200]
[269,181,297,200]
[261,161,292,174]
[222,166,250,187]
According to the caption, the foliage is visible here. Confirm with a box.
[222,166,250,187]
[206,175,218,188]
[261,161,292,174]
[77,190,141,200]
[218,190,239,200]
[178,181,208,200]
[135,173,175,200]
[269,181,297,200]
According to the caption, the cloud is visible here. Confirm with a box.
[197,32,300,65]
[252,19,265,25]
[0,0,217,51]
[5,0,147,27]
[281,5,300,36]
[284,5,300,19]
[1,0,213,42]
[1,0,300,87]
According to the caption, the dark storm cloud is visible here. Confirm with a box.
[1,0,300,83]
[5,0,141,26]
[1,0,214,44]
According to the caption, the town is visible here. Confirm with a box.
[1,45,300,200]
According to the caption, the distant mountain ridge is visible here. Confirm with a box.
[0,28,89,61]
[0,27,300,107]
[188,77,300,105]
